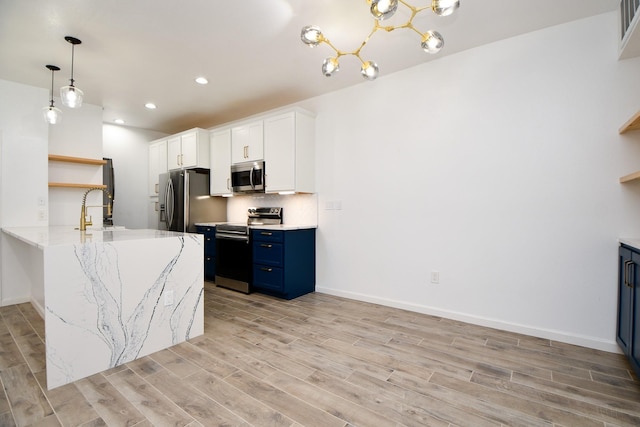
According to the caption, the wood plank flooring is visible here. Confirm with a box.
[1,282,640,426]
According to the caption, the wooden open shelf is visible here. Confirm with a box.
[48,154,107,165]
[48,183,107,189]
[620,111,640,134]
[620,171,640,183]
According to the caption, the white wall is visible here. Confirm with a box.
[48,101,104,226]
[103,124,166,229]
[0,79,49,305]
[298,12,640,351]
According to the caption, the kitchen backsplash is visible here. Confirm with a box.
[227,193,318,226]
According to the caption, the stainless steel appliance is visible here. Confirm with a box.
[102,157,115,225]
[158,168,227,232]
[215,207,283,293]
[230,160,265,194]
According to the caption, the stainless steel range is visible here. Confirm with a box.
[215,207,283,293]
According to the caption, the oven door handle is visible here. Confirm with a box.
[216,234,250,243]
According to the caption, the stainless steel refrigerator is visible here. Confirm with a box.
[158,168,226,232]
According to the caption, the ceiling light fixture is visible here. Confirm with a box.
[60,36,84,108]
[145,102,157,109]
[43,65,62,124]
[114,119,125,124]
[301,0,460,80]
[195,77,208,85]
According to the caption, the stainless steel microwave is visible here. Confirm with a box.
[230,160,265,193]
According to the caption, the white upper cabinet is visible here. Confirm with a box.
[264,110,315,194]
[148,139,167,196]
[208,107,316,195]
[210,128,232,196]
[167,128,210,170]
[231,121,263,164]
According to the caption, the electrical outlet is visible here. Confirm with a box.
[430,271,440,284]
[164,290,174,306]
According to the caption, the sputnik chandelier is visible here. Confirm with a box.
[301,0,461,80]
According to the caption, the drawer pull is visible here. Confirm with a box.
[260,243,273,248]
[260,232,273,236]
[261,267,273,272]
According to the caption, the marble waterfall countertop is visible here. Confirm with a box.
[620,238,640,251]
[2,225,187,249]
[2,225,204,389]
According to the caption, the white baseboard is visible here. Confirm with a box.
[1,296,30,307]
[316,286,620,354]
[30,298,45,319]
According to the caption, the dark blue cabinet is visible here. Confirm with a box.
[252,228,315,300]
[195,225,216,281]
[617,244,640,377]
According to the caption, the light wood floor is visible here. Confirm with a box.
[2,282,640,426]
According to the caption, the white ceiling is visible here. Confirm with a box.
[0,0,620,134]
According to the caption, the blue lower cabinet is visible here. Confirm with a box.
[196,226,216,281]
[618,244,640,378]
[251,228,315,299]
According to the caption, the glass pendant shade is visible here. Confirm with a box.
[432,0,460,17]
[301,25,323,47]
[43,105,62,124]
[60,84,84,108]
[44,64,62,125]
[421,30,444,53]
[360,61,379,80]
[61,36,83,108]
[322,57,340,77]
[369,0,398,21]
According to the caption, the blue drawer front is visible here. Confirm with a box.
[252,229,284,243]
[203,235,215,256]
[253,265,284,292]
[253,241,283,266]
[204,255,215,281]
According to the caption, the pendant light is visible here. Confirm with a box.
[60,36,84,108]
[43,65,62,124]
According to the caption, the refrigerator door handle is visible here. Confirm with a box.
[166,178,174,229]
[184,171,190,232]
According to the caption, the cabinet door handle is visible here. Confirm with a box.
[227,178,230,190]
[154,201,159,212]
[260,232,273,236]
[181,154,184,165]
[155,183,159,194]
[261,267,273,272]
[626,260,635,288]
[177,154,181,165]
[624,260,629,287]
[260,243,273,248]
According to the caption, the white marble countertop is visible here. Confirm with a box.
[620,238,640,250]
[2,226,190,249]
[195,222,317,231]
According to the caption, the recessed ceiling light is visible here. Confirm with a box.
[145,102,157,109]
[195,77,208,85]
[114,118,125,124]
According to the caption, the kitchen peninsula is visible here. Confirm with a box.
[1,226,204,389]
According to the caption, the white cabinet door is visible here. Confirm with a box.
[166,130,209,170]
[167,136,182,170]
[148,139,167,196]
[210,128,232,195]
[180,132,198,168]
[264,113,295,193]
[231,121,263,164]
